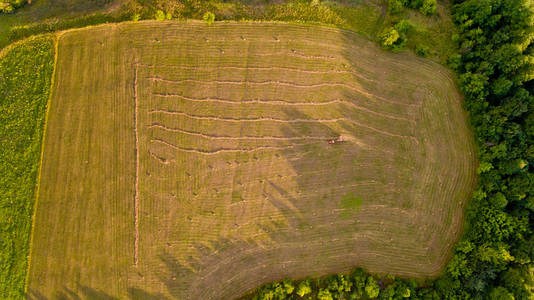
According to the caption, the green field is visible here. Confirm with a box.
[26,21,476,299]
[0,36,55,299]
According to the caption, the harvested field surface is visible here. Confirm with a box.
[27,21,477,299]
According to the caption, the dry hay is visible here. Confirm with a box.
[27,21,477,299]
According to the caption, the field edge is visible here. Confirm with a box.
[23,33,59,296]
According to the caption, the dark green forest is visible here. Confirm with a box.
[249,0,534,298]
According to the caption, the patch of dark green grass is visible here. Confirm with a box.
[340,192,363,210]
[339,192,363,219]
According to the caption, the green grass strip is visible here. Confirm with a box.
[0,35,55,299]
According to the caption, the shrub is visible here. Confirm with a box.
[0,2,14,13]
[317,288,333,300]
[380,26,407,51]
[155,10,165,21]
[203,11,215,25]
[447,53,462,70]
[365,276,380,298]
[379,27,400,48]
[420,0,436,15]
[394,19,412,34]
[282,279,294,294]
[296,280,312,297]
[0,0,27,14]
[415,45,429,57]
[388,0,436,16]
[388,0,404,14]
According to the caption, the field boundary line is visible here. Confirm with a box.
[133,62,140,266]
[24,33,60,295]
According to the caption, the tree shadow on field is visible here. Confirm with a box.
[28,284,118,300]
[53,287,81,300]
[156,238,271,298]
[153,107,361,298]
[150,30,408,298]
[128,287,169,300]
[77,284,118,300]
[155,250,198,299]
[28,289,49,300]
[264,179,306,232]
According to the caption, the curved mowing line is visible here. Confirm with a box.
[253,52,336,60]
[153,94,415,123]
[139,64,353,75]
[148,123,333,140]
[148,77,420,107]
[151,138,318,155]
[149,109,418,141]
[141,64,378,84]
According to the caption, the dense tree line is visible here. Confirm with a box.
[439,0,534,297]
[249,0,534,298]
[250,270,415,299]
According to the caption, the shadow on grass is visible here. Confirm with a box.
[127,287,169,300]
[29,284,118,300]
[144,25,416,299]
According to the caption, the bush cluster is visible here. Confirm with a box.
[388,0,437,16]
[251,269,415,300]
[379,19,411,51]
[203,11,215,25]
[0,0,27,14]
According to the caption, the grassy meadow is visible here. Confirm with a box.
[25,22,477,299]
[0,0,118,48]
[0,35,55,299]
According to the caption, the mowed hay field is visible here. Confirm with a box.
[27,22,477,299]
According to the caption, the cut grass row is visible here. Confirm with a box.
[0,35,55,299]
